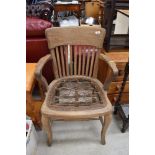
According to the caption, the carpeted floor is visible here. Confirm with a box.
[36,114,129,155]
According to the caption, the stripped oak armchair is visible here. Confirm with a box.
[35,26,118,146]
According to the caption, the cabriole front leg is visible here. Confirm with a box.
[100,113,112,145]
[41,115,52,146]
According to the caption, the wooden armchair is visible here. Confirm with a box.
[35,26,118,146]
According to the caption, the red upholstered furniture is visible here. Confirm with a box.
[26,17,51,62]
[26,17,54,83]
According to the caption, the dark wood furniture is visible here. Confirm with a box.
[102,0,129,51]
[54,3,82,25]
[107,51,129,104]
[114,61,129,133]
[98,50,129,104]
[35,27,118,146]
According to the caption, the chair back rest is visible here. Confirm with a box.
[45,26,106,78]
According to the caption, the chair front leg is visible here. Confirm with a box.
[41,115,52,146]
[100,113,112,145]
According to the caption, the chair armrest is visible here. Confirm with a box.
[35,54,52,96]
[99,53,118,91]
